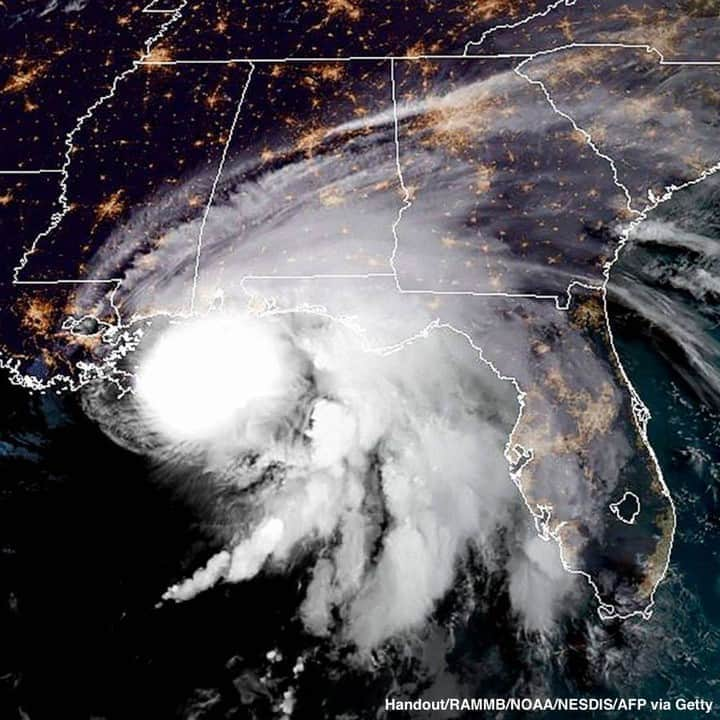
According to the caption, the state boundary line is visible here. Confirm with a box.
[15,41,720,290]
[0,169,63,175]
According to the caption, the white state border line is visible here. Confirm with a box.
[188,63,255,314]
[142,0,183,12]
[14,41,720,286]
[136,57,720,65]
[133,43,720,66]
[135,54,720,65]
[389,57,410,290]
[0,169,63,175]
[514,49,635,214]
[464,0,577,56]
[136,54,537,63]
[10,0,189,285]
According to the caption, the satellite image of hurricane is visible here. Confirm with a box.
[1,1,720,718]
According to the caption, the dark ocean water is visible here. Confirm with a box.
[608,326,720,703]
[605,179,720,711]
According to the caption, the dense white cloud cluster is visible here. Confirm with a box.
[136,314,300,441]
[141,308,574,645]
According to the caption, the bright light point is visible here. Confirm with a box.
[136,313,288,440]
